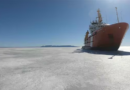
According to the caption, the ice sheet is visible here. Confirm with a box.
[0,47,130,90]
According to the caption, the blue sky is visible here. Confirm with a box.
[0,0,130,47]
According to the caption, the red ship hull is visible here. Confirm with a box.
[83,22,129,51]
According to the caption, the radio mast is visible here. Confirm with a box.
[115,7,119,23]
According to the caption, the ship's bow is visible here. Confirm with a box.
[98,22,129,51]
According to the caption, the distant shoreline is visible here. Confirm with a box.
[41,45,77,47]
[0,45,78,48]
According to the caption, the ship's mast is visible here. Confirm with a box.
[115,7,119,23]
[97,9,102,23]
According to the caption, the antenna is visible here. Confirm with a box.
[106,13,108,23]
[115,7,119,23]
[120,10,123,22]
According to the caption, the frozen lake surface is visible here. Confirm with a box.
[0,46,130,90]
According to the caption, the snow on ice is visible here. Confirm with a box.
[0,46,130,90]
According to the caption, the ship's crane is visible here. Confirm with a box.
[97,9,102,23]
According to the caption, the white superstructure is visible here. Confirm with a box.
[89,9,109,34]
